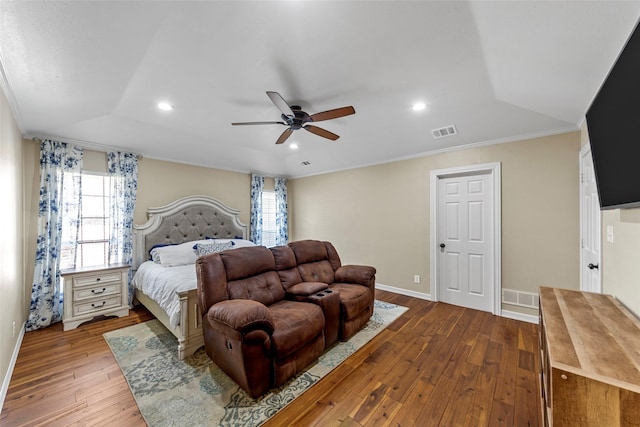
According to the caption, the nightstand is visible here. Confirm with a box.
[61,264,130,331]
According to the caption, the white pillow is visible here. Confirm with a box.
[150,239,211,267]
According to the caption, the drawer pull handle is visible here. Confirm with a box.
[91,301,106,309]
[91,288,107,295]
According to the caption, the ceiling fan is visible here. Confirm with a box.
[232,91,355,145]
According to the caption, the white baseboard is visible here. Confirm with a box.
[375,283,432,301]
[501,309,538,324]
[376,283,538,324]
[1,321,25,414]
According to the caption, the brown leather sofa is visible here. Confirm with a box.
[285,240,377,340]
[195,241,376,398]
[196,246,326,398]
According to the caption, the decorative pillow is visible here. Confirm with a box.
[204,238,257,249]
[196,241,234,257]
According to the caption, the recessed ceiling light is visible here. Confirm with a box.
[289,143,299,149]
[412,102,426,111]
[157,102,173,111]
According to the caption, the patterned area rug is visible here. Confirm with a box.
[104,300,407,427]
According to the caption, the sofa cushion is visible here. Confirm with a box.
[220,246,275,280]
[298,260,335,284]
[289,240,329,264]
[269,300,325,359]
[270,245,303,290]
[329,283,372,319]
[227,271,285,306]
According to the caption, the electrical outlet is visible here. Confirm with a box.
[414,275,421,284]
[12,321,16,338]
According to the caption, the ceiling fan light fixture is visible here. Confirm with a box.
[289,143,299,149]
[157,102,173,111]
[412,102,427,111]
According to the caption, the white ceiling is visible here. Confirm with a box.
[1,1,639,178]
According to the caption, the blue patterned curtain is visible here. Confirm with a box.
[250,174,264,245]
[107,152,139,306]
[27,140,83,331]
[275,177,289,245]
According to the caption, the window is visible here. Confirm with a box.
[261,191,277,247]
[60,173,112,269]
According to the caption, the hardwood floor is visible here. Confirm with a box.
[1,290,540,426]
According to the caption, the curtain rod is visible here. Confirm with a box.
[31,137,143,160]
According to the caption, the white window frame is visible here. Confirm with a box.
[261,190,277,247]
[60,172,112,269]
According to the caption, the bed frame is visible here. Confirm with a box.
[133,195,248,359]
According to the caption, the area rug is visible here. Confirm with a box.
[104,300,407,427]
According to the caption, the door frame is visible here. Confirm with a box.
[579,144,602,293]
[430,162,502,315]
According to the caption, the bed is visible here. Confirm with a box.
[132,195,250,359]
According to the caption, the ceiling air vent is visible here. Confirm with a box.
[300,161,312,166]
[431,125,457,139]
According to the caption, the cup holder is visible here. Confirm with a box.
[325,290,333,293]
[316,293,325,297]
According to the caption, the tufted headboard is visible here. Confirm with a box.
[132,195,249,269]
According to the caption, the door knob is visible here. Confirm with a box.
[588,263,599,270]
[440,243,446,249]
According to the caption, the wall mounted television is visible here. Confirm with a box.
[586,21,640,210]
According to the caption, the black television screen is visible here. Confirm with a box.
[586,21,640,210]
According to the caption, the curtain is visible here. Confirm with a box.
[275,177,288,245]
[26,140,83,331]
[250,174,264,245]
[107,151,139,306]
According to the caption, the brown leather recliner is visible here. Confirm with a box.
[195,246,326,398]
[287,240,377,340]
[270,245,341,348]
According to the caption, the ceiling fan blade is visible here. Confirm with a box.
[266,91,294,118]
[276,128,294,145]
[304,125,340,141]
[309,106,355,122]
[231,121,286,126]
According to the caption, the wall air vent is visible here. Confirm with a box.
[300,161,312,166]
[431,125,458,139]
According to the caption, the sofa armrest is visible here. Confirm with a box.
[286,281,328,297]
[206,299,274,336]
[335,265,377,287]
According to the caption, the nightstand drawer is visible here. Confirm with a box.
[62,264,130,331]
[73,283,121,301]
[73,295,122,316]
[72,272,122,287]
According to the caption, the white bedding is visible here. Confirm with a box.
[132,261,197,329]
[132,239,256,328]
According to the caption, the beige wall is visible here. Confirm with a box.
[290,132,581,315]
[0,86,25,398]
[133,158,250,227]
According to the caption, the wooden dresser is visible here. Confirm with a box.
[539,286,640,426]
[61,264,130,331]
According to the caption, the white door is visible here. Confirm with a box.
[580,145,602,293]
[434,167,497,313]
